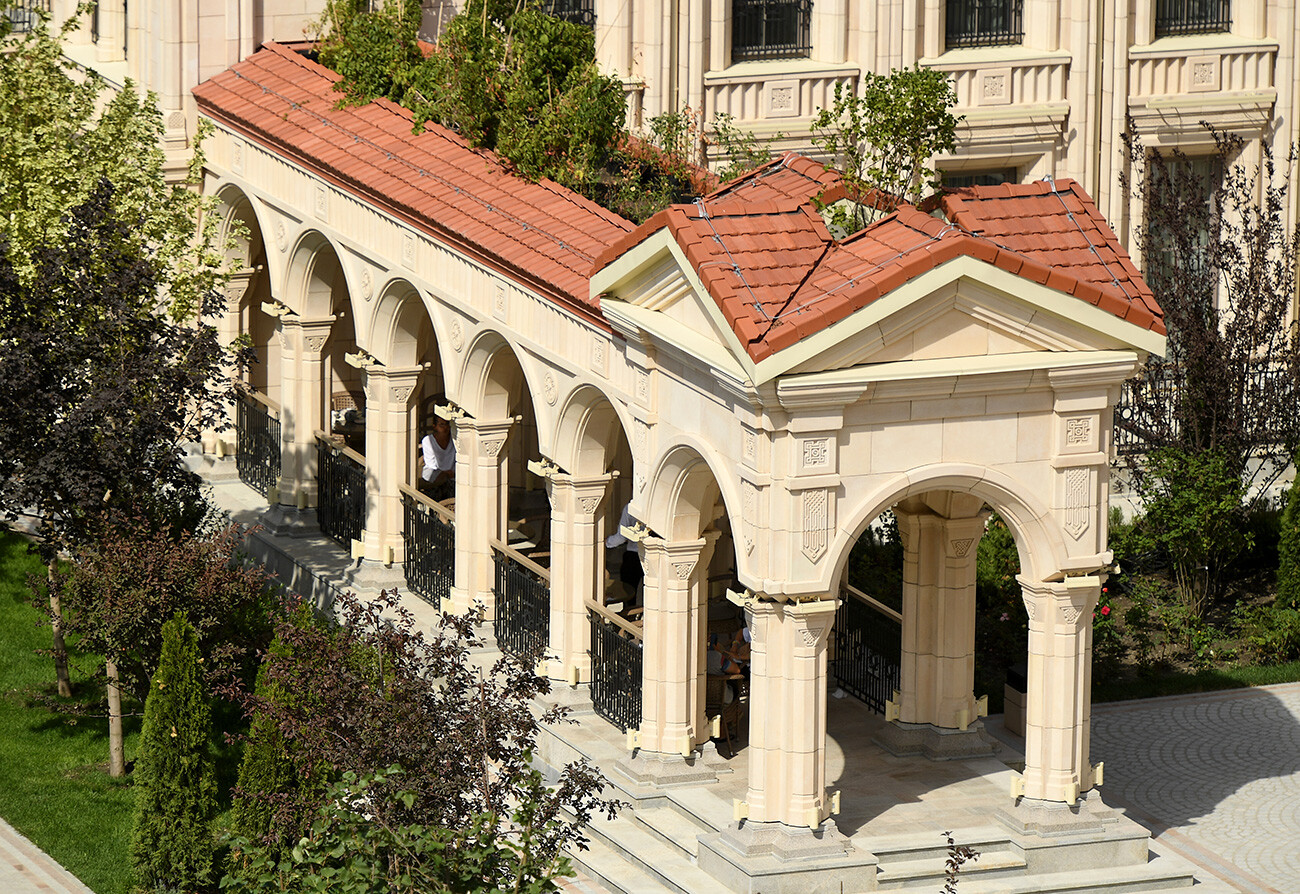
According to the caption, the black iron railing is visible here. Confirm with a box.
[1114,361,1294,456]
[316,433,366,549]
[588,604,643,732]
[235,387,282,497]
[945,0,1023,49]
[834,584,902,715]
[6,0,48,32]
[544,0,595,27]
[401,485,455,609]
[492,540,550,664]
[731,0,812,62]
[1155,0,1230,37]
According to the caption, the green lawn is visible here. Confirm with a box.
[0,532,135,894]
[1093,659,1300,703]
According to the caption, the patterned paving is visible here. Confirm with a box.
[1091,682,1300,893]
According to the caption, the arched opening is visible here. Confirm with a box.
[216,188,280,497]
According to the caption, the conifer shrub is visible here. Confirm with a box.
[131,613,217,893]
[1279,479,1300,609]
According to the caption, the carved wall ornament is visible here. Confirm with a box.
[633,419,650,463]
[231,138,244,174]
[803,438,829,468]
[590,335,607,374]
[672,560,696,580]
[979,67,1012,105]
[482,439,505,457]
[449,319,465,352]
[578,496,599,516]
[304,335,327,354]
[951,537,974,558]
[314,185,328,220]
[494,282,507,319]
[801,489,828,562]
[275,220,288,252]
[359,268,374,302]
[741,479,759,555]
[800,625,827,647]
[1064,467,1090,539]
[402,233,416,269]
[1022,592,1037,620]
[1188,55,1220,92]
[742,428,757,462]
[636,369,649,404]
[391,385,414,404]
[1061,605,1082,626]
[543,373,557,406]
[1065,417,1091,446]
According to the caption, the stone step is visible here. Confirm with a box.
[631,804,717,858]
[576,806,722,894]
[875,848,1028,889]
[956,854,1197,894]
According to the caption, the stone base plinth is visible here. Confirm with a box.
[698,821,876,894]
[616,749,720,787]
[872,719,998,760]
[259,505,319,537]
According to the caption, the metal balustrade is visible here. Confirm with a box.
[401,484,455,609]
[1155,0,1230,37]
[544,0,595,27]
[588,602,643,732]
[235,387,281,497]
[944,0,1023,49]
[731,0,812,62]
[834,584,902,715]
[316,433,366,549]
[492,540,550,663]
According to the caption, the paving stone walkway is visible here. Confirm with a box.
[1091,681,1300,894]
[0,819,95,894]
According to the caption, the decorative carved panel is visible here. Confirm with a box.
[1064,467,1090,540]
[801,489,828,562]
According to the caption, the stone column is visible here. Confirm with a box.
[95,0,124,62]
[448,415,513,619]
[359,365,421,565]
[895,502,988,730]
[208,269,257,456]
[1020,575,1101,804]
[270,314,333,521]
[736,594,839,828]
[544,472,613,685]
[622,534,716,783]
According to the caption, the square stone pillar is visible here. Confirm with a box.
[636,534,715,758]
[95,0,124,62]
[1019,575,1100,804]
[359,365,421,565]
[734,593,838,828]
[895,506,987,729]
[544,472,613,684]
[273,314,333,514]
[448,415,512,619]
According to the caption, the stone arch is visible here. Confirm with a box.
[643,440,742,543]
[831,462,1069,589]
[551,383,635,477]
[283,230,354,319]
[213,183,266,270]
[456,328,531,420]
[366,277,434,369]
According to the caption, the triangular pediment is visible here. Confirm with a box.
[595,239,1166,387]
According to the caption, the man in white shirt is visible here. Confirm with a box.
[419,416,455,501]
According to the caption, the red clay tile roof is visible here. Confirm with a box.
[192,41,634,322]
[595,164,1164,363]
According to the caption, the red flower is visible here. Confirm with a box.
[1101,605,1111,616]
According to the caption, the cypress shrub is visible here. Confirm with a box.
[131,613,216,892]
[1279,481,1300,609]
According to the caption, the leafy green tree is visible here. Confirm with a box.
[0,11,230,318]
[1279,479,1300,609]
[132,613,218,893]
[811,66,961,233]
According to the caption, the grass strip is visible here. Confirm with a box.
[0,532,135,894]
[1094,660,1300,702]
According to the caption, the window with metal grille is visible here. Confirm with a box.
[945,0,1023,49]
[942,167,1018,189]
[6,0,49,33]
[1154,0,1230,37]
[544,0,595,28]
[731,0,813,63]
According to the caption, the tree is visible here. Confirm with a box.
[1118,128,1300,611]
[811,66,961,233]
[0,10,229,317]
[0,13,241,698]
[45,518,278,776]
[222,591,620,891]
[131,613,218,893]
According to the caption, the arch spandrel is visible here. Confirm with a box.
[366,278,433,370]
[642,440,745,549]
[282,229,359,320]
